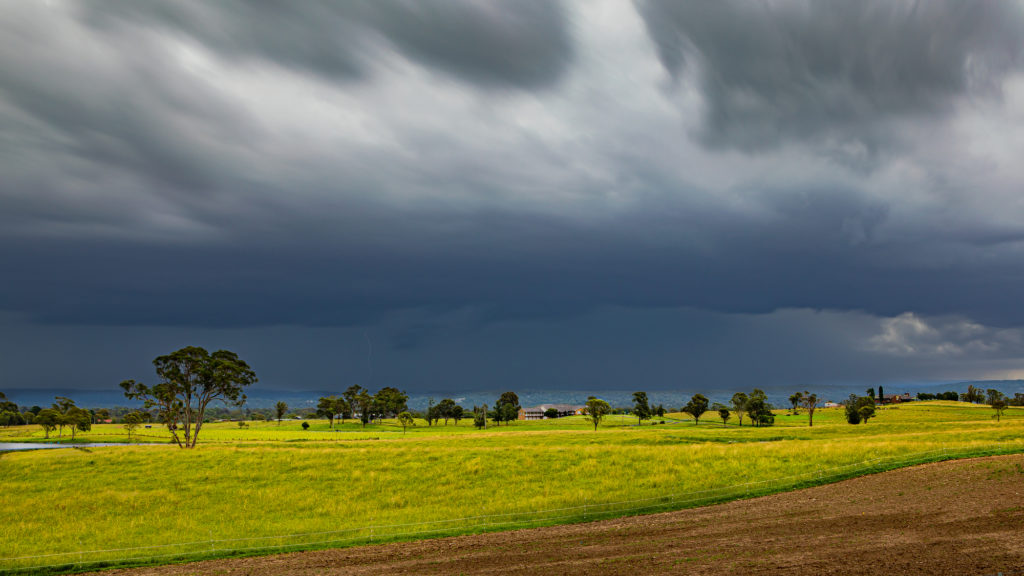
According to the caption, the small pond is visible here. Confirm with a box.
[0,442,161,451]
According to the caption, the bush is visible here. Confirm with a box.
[301,422,310,430]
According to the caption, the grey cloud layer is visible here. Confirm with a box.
[79,0,573,89]
[636,0,1024,155]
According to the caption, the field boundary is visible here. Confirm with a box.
[2,442,1022,575]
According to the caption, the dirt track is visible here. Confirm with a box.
[92,454,1024,576]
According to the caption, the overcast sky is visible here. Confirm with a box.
[3,0,1024,397]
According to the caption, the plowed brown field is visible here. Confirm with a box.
[89,454,1024,576]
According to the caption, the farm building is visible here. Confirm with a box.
[880,393,914,404]
[518,404,585,420]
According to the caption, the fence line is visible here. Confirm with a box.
[2,442,1022,573]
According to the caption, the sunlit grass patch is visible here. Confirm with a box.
[0,400,1022,573]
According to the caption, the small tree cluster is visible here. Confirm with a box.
[426,398,465,426]
[917,391,960,401]
[844,395,876,424]
[745,390,775,427]
[960,385,985,404]
[788,392,804,415]
[491,392,520,426]
[316,395,348,428]
[0,393,34,428]
[316,385,410,429]
[473,404,488,429]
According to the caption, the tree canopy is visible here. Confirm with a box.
[714,404,731,426]
[65,406,92,440]
[35,408,60,439]
[435,398,458,425]
[684,393,709,425]
[961,385,985,404]
[121,346,257,448]
[989,390,1008,421]
[801,391,819,427]
[844,395,876,424]
[632,391,652,425]
[788,391,804,414]
[746,389,775,427]
[473,404,488,429]
[397,411,414,434]
[583,396,611,431]
[373,387,409,419]
[123,411,144,441]
[494,391,520,426]
[316,396,344,428]
[730,392,748,426]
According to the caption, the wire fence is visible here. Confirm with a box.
[2,442,1022,574]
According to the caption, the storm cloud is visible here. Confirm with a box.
[2,0,1024,394]
[636,0,1024,155]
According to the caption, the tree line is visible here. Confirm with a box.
[4,346,1022,444]
[314,385,410,429]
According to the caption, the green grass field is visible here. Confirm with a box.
[1,401,1022,574]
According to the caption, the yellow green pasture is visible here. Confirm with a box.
[0,401,1022,574]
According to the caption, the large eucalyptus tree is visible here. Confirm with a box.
[121,346,257,448]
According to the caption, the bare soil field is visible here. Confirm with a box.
[90,454,1024,576]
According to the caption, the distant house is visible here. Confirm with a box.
[823,402,841,408]
[518,404,585,420]
[880,393,914,404]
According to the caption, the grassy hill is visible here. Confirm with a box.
[1,401,1021,574]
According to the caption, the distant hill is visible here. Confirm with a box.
[4,380,1021,410]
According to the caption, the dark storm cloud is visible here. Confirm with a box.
[635,0,1024,153]
[4,307,1022,395]
[78,0,573,89]
[2,0,1024,393]
[4,186,1024,331]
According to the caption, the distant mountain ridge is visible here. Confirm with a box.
[4,380,1022,410]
